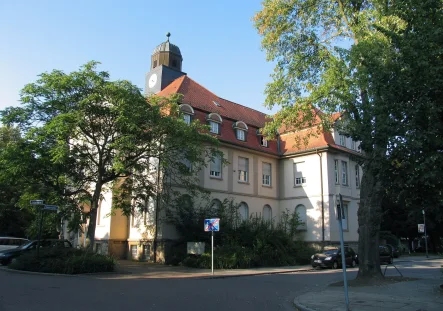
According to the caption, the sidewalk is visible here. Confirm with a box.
[110,260,313,279]
[294,257,443,311]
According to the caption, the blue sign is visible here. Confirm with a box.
[204,218,220,232]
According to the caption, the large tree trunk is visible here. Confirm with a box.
[357,163,384,280]
[86,184,102,251]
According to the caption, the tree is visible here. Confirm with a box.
[1,61,221,250]
[254,0,443,279]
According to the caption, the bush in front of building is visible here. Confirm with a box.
[9,247,116,274]
[167,197,316,268]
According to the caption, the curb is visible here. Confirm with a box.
[293,298,318,311]
[0,265,312,280]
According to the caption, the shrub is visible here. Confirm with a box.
[9,247,116,274]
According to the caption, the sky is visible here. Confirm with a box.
[0,0,277,115]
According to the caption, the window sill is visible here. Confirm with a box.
[238,181,250,185]
[294,184,306,188]
[210,176,223,180]
[262,184,272,188]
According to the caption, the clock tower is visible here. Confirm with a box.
[145,33,186,95]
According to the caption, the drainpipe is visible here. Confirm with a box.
[153,155,161,263]
[316,149,325,245]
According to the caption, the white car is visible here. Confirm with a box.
[0,237,29,252]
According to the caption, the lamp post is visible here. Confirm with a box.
[422,209,429,258]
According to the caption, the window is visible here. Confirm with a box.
[260,136,268,147]
[209,121,219,134]
[181,157,192,173]
[295,204,307,230]
[351,140,356,150]
[210,155,222,178]
[143,244,151,260]
[236,129,246,141]
[143,197,155,226]
[183,114,191,125]
[341,161,348,185]
[355,164,360,188]
[172,59,177,68]
[339,135,346,147]
[239,202,249,221]
[338,203,348,231]
[131,209,137,228]
[334,160,339,184]
[294,162,306,186]
[262,162,271,186]
[238,157,249,182]
[153,60,157,68]
[131,245,138,259]
[211,199,222,214]
[263,205,272,221]
[96,198,103,225]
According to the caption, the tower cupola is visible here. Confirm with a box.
[151,32,183,71]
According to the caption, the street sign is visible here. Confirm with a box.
[43,205,58,211]
[30,200,44,205]
[418,224,425,233]
[204,218,220,232]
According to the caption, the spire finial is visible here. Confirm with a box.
[166,32,171,42]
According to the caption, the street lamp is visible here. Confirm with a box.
[422,209,429,258]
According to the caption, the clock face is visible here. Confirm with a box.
[148,73,158,88]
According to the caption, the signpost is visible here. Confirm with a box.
[337,194,350,311]
[29,200,59,257]
[43,205,59,211]
[422,209,429,258]
[418,224,425,233]
[30,200,44,205]
[204,218,220,275]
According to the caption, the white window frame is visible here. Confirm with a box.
[260,136,268,147]
[238,157,249,182]
[210,155,222,178]
[341,161,348,185]
[355,164,360,188]
[295,204,307,230]
[263,205,272,221]
[239,202,249,221]
[183,114,191,125]
[339,135,346,147]
[351,140,356,150]
[334,160,339,184]
[236,129,246,141]
[262,162,271,186]
[294,162,306,186]
[209,121,219,134]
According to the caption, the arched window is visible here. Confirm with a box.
[210,199,222,215]
[207,113,223,134]
[233,121,248,141]
[239,202,249,221]
[263,205,272,221]
[295,204,307,230]
[179,104,194,125]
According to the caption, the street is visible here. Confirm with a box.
[0,258,440,311]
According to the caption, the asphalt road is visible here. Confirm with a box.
[0,258,440,311]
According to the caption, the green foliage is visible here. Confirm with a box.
[168,197,316,268]
[9,247,116,274]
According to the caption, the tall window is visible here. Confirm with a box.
[339,135,346,147]
[238,157,249,182]
[262,162,271,186]
[210,155,222,178]
[294,162,306,186]
[334,160,339,184]
[239,202,249,221]
[263,205,272,221]
[97,198,103,225]
[355,164,360,188]
[351,140,356,150]
[236,129,246,141]
[341,161,348,185]
[209,121,219,134]
[295,204,307,230]
[183,114,191,125]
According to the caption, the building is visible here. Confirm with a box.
[89,34,362,261]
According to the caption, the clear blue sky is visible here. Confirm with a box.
[0,0,277,114]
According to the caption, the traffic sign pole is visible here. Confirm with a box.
[211,231,214,275]
[338,194,350,311]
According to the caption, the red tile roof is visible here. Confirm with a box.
[158,75,358,157]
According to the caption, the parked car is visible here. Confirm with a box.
[385,244,401,258]
[0,239,72,265]
[0,237,29,251]
[379,245,394,264]
[311,247,358,269]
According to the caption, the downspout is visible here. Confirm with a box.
[153,155,161,263]
[316,148,325,245]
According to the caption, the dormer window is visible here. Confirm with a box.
[207,113,223,135]
[233,121,248,142]
[179,104,195,126]
[260,136,268,147]
[237,129,245,141]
